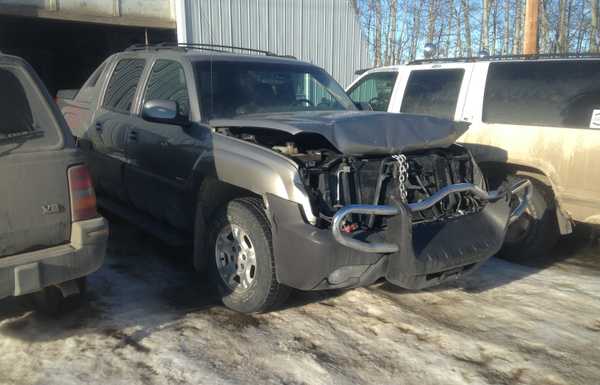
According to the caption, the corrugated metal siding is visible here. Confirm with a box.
[178,0,371,87]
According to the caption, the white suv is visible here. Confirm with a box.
[348,56,600,258]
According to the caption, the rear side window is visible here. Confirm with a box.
[483,61,600,128]
[102,58,145,113]
[400,69,464,120]
[76,62,106,104]
[348,71,398,111]
[0,66,61,152]
[144,60,190,117]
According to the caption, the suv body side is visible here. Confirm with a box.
[75,52,313,242]
[350,59,600,225]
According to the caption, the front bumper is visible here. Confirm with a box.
[268,180,531,291]
[0,217,108,299]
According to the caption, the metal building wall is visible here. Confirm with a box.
[176,0,371,87]
[0,0,175,28]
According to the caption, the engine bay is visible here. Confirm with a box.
[216,126,485,229]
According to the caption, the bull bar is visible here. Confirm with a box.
[332,179,532,254]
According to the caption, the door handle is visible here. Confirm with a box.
[129,130,138,141]
[159,140,169,147]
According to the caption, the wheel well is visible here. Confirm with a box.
[479,162,572,234]
[192,178,261,271]
[479,162,552,189]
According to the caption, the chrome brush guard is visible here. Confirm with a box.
[332,179,532,254]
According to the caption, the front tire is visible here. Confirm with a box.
[497,176,560,260]
[208,197,290,313]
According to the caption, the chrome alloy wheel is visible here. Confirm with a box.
[215,224,257,291]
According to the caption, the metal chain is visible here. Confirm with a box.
[391,154,409,203]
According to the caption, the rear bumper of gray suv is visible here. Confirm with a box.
[0,217,108,299]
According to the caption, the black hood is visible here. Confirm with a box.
[210,111,469,156]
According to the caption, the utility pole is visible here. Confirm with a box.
[523,0,539,54]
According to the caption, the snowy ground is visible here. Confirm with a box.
[0,222,599,385]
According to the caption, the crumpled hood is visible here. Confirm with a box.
[210,110,470,156]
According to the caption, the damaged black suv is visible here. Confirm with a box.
[60,43,530,313]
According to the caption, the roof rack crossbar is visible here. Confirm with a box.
[125,42,296,59]
[409,52,600,65]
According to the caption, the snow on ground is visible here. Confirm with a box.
[0,223,599,385]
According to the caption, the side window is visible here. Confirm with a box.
[400,69,464,120]
[102,58,145,113]
[348,71,398,111]
[144,60,190,117]
[75,62,106,104]
[484,61,600,128]
[0,66,61,151]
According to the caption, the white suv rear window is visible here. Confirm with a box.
[483,60,600,129]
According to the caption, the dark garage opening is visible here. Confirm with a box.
[0,15,176,96]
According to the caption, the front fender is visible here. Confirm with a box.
[193,133,316,224]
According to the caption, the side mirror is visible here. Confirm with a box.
[142,99,189,125]
[354,101,373,111]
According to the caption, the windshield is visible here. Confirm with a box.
[195,60,356,119]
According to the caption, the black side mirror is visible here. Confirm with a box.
[142,99,189,125]
[354,101,373,111]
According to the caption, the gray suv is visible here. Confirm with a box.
[61,43,529,313]
[0,53,108,312]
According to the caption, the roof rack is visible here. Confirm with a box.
[409,52,600,65]
[125,42,296,59]
[354,67,376,75]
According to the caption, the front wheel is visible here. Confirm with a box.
[497,176,560,260]
[208,198,290,313]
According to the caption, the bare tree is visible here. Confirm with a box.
[481,0,491,51]
[456,0,464,56]
[409,0,424,60]
[503,0,511,54]
[591,0,599,52]
[462,0,473,55]
[513,0,524,54]
[558,0,569,52]
[374,0,383,65]
[385,0,399,64]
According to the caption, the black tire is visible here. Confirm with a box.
[207,197,290,313]
[497,176,560,260]
[31,277,87,316]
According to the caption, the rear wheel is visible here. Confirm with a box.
[207,198,290,313]
[497,176,560,260]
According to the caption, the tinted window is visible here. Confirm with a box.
[400,69,464,120]
[76,62,106,104]
[348,71,398,111]
[194,61,355,119]
[145,60,190,117]
[0,66,60,151]
[103,59,145,113]
[484,61,600,128]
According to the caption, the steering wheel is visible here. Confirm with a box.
[293,98,314,107]
[368,96,385,108]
